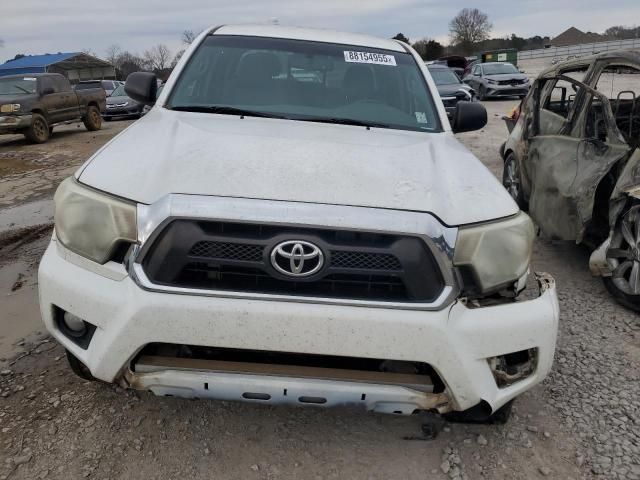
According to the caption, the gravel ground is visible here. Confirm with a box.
[0,104,639,479]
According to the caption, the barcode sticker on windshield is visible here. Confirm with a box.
[344,51,397,66]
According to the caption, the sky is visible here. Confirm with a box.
[2,0,640,63]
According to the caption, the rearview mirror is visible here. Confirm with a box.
[452,101,487,133]
[124,72,157,105]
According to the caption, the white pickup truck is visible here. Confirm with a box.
[39,25,558,424]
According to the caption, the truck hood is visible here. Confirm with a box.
[78,108,518,226]
[0,94,34,105]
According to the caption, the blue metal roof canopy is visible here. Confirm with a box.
[0,52,80,77]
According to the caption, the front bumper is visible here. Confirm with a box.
[485,84,530,98]
[39,236,559,414]
[0,114,32,133]
[103,106,141,118]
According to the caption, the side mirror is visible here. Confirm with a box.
[124,72,157,105]
[452,101,487,133]
[42,87,55,95]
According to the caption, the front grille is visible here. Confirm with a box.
[141,220,445,303]
[331,251,401,270]
[498,79,526,86]
[190,241,263,262]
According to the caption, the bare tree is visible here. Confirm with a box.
[117,51,146,78]
[172,49,186,67]
[105,44,122,67]
[143,44,172,71]
[449,8,492,54]
[81,48,96,57]
[182,29,196,45]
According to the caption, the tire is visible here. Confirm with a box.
[83,105,102,131]
[24,113,50,143]
[478,86,487,101]
[104,117,112,122]
[444,400,513,425]
[603,204,640,311]
[502,152,528,210]
[66,350,96,382]
[49,126,54,135]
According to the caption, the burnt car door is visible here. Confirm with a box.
[525,75,631,241]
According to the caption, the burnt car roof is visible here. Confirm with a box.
[539,49,640,78]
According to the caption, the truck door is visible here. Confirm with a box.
[54,76,80,120]
[38,76,66,124]
[526,75,631,241]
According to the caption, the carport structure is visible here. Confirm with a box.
[0,52,116,83]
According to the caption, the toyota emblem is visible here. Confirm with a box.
[270,240,324,277]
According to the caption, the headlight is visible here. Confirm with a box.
[486,79,497,85]
[453,212,535,294]
[0,104,20,113]
[54,177,137,264]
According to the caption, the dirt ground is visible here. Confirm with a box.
[0,108,638,480]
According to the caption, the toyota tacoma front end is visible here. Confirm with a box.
[39,24,558,422]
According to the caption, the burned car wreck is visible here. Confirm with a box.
[501,50,640,309]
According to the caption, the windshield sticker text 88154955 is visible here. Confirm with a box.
[344,51,397,66]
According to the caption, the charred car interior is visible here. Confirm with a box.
[501,50,640,309]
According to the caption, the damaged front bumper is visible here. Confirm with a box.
[0,114,32,133]
[39,237,559,415]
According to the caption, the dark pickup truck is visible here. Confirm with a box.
[0,73,106,143]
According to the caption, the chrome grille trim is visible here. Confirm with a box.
[131,195,459,311]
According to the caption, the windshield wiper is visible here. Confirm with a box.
[299,117,390,129]
[170,105,285,119]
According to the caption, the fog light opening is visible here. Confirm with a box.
[53,306,97,350]
[488,348,537,388]
[63,312,87,337]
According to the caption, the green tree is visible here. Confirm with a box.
[392,33,410,44]
[412,39,445,60]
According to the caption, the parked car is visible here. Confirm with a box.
[500,50,640,310]
[39,25,558,426]
[464,62,530,100]
[427,64,475,119]
[103,83,144,120]
[0,73,105,143]
[75,80,119,96]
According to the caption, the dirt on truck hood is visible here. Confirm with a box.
[77,108,518,226]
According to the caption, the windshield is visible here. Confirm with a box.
[428,67,461,85]
[0,77,37,95]
[483,63,519,75]
[111,84,126,97]
[168,35,441,133]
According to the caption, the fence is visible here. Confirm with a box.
[518,38,640,63]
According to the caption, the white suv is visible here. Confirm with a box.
[39,25,558,423]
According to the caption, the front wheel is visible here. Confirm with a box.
[603,204,640,311]
[83,105,102,131]
[502,152,527,210]
[478,86,487,101]
[24,113,50,143]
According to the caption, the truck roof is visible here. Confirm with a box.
[212,24,407,53]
